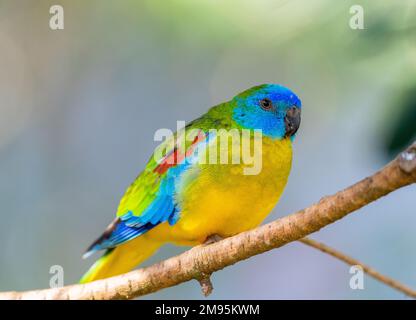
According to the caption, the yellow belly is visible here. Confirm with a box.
[146,137,293,245]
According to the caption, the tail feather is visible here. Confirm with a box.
[80,236,161,283]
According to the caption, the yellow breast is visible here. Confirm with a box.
[147,136,293,245]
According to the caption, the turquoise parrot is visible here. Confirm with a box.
[81,84,302,283]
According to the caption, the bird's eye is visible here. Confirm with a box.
[260,98,273,110]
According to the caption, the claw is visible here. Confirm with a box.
[203,234,223,245]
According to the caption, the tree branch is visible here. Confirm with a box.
[0,142,415,300]
[299,237,416,298]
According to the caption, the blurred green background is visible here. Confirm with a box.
[0,0,415,299]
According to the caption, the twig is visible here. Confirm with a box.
[0,142,415,300]
[299,237,416,298]
[198,276,214,297]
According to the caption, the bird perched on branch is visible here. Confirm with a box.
[80,84,302,283]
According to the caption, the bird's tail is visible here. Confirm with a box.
[80,236,161,283]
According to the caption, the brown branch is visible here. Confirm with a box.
[299,237,416,298]
[0,142,415,300]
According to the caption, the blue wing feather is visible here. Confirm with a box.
[84,130,214,257]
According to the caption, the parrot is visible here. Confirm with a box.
[80,84,302,283]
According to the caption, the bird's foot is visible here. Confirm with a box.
[203,234,224,245]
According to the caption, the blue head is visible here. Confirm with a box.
[231,84,302,139]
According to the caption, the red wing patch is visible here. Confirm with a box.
[154,130,206,175]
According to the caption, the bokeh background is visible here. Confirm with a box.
[0,0,415,299]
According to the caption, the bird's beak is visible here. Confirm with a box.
[284,107,301,137]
